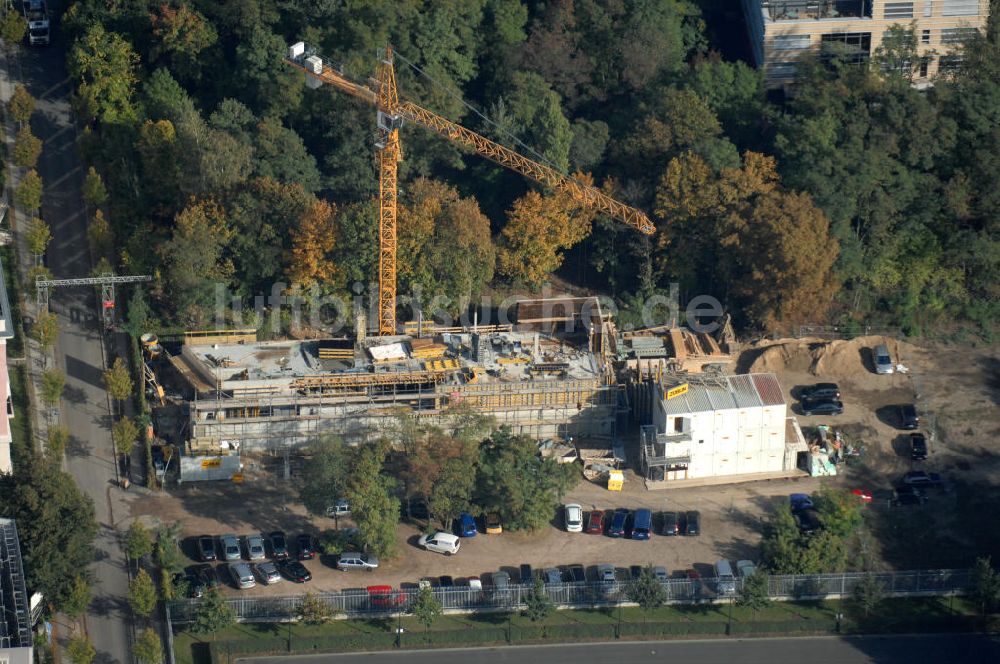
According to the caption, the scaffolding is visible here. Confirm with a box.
[0,519,31,649]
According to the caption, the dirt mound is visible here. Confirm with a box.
[746,335,904,377]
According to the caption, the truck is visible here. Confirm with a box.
[23,0,50,46]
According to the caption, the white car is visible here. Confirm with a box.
[229,562,256,590]
[564,503,583,532]
[245,534,266,561]
[417,532,461,555]
[254,561,282,585]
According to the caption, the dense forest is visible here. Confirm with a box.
[59,0,1000,338]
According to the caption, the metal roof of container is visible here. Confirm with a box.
[704,382,737,411]
[728,374,763,408]
[660,373,784,415]
[751,373,785,406]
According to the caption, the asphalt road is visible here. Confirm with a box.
[241,634,1000,664]
[13,10,134,664]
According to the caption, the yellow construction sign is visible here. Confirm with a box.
[666,383,689,400]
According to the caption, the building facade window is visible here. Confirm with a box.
[767,62,799,79]
[923,0,934,16]
[941,27,978,43]
[940,0,980,16]
[821,32,873,64]
[919,58,929,77]
[884,2,915,18]
[771,34,812,50]
[922,29,932,43]
[938,54,964,72]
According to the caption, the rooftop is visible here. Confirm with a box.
[0,518,31,650]
[0,256,15,340]
[660,373,785,416]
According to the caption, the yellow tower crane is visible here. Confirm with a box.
[286,42,655,336]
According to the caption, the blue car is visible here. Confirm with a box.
[630,508,652,540]
[789,493,814,513]
[458,512,478,537]
[607,509,628,538]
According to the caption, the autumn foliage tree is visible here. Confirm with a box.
[7,84,35,124]
[13,125,43,169]
[287,199,339,288]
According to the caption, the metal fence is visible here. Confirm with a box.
[796,324,903,340]
[167,568,972,623]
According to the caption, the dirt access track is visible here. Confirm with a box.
[131,335,1000,595]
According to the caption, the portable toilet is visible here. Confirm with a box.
[607,470,624,491]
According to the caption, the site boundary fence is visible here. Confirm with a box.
[796,324,903,340]
[167,568,971,623]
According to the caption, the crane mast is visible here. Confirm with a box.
[286,43,654,336]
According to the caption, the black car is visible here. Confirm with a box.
[151,445,166,472]
[801,398,844,416]
[894,485,927,506]
[660,511,680,536]
[198,536,217,562]
[185,569,206,598]
[569,564,586,583]
[439,575,454,588]
[279,560,312,583]
[561,566,576,583]
[902,471,943,487]
[899,404,919,430]
[683,511,700,536]
[629,565,643,580]
[296,533,315,560]
[519,564,534,584]
[800,383,841,400]
[909,433,928,461]
[269,531,289,560]
[794,508,822,535]
[196,564,220,590]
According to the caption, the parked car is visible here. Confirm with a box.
[660,511,680,536]
[177,570,205,598]
[683,511,700,536]
[198,536,217,562]
[220,534,241,561]
[874,343,894,374]
[326,499,350,517]
[630,508,652,540]
[902,471,943,487]
[607,508,629,537]
[686,568,702,595]
[910,433,928,461]
[569,564,586,583]
[800,383,841,400]
[543,567,562,585]
[794,508,822,535]
[629,565,643,580]
[269,531,289,560]
[852,489,873,503]
[439,575,454,588]
[898,404,919,430]
[467,576,483,592]
[197,564,220,590]
[519,564,534,584]
[491,572,512,598]
[245,535,266,561]
[800,398,844,416]
[736,560,757,578]
[893,485,927,506]
[652,566,668,582]
[564,503,583,532]
[254,561,282,585]
[598,564,617,584]
[279,560,312,583]
[367,585,405,608]
[417,531,461,555]
[485,513,503,534]
[296,534,315,560]
[714,560,736,596]
[457,512,478,538]
[229,562,256,590]
[151,445,166,472]
[336,552,379,571]
[789,493,814,512]
[586,510,605,534]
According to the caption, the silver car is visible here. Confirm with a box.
[874,344,894,374]
[229,562,256,589]
[245,535,266,561]
[254,561,282,585]
[220,534,241,561]
[336,552,379,571]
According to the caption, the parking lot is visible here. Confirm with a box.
[132,335,1000,595]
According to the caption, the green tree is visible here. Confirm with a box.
[25,217,51,258]
[30,311,59,353]
[68,25,140,124]
[191,588,236,634]
[153,523,185,589]
[853,574,885,617]
[67,635,95,664]
[148,1,217,81]
[47,425,69,460]
[504,71,572,172]
[103,357,132,405]
[128,568,157,617]
[0,10,26,51]
[969,556,1000,618]
[87,209,114,258]
[133,627,163,664]
[298,591,335,625]
[626,566,667,621]
[40,368,65,408]
[7,84,35,124]
[412,585,442,631]
[124,520,153,562]
[63,575,92,619]
[874,23,921,82]
[523,577,553,622]
[82,166,108,207]
[299,436,350,518]
[346,441,400,558]
[13,125,42,169]
[737,570,772,617]
[112,416,139,456]
[15,169,42,212]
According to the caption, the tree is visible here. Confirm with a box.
[30,311,59,353]
[82,167,108,207]
[112,416,139,456]
[63,575,92,619]
[191,588,236,634]
[737,570,772,617]
[412,585,442,631]
[504,71,572,172]
[15,169,42,212]
[626,566,667,621]
[287,198,339,287]
[87,210,114,258]
[853,574,885,617]
[148,2,217,81]
[299,436,350,518]
[153,523,185,589]
[7,84,35,124]
[346,441,400,558]
[40,368,65,408]
[25,217,51,258]
[133,627,163,664]
[124,520,153,562]
[298,591,335,625]
[67,635,95,664]
[67,25,140,124]
[0,10,26,51]
[128,568,157,617]
[523,577,554,622]
[969,556,1000,618]
[103,357,133,404]
[13,125,42,169]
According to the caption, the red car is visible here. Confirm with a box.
[852,489,873,504]
[586,510,605,534]
[367,585,405,609]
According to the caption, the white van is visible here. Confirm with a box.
[874,344,894,374]
[714,559,736,596]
